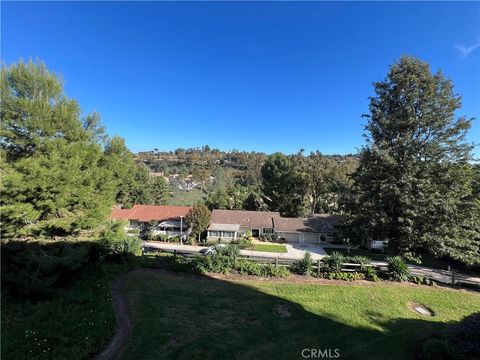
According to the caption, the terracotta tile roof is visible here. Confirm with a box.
[110,205,191,222]
[274,214,343,233]
[210,209,280,229]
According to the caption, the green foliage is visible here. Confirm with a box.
[100,236,141,259]
[363,266,380,282]
[1,240,97,297]
[292,251,313,275]
[347,55,478,266]
[185,203,211,238]
[150,176,169,205]
[1,262,134,360]
[409,275,435,286]
[350,255,372,271]
[386,256,409,281]
[261,152,308,217]
[140,220,158,240]
[324,272,366,281]
[217,244,240,259]
[191,255,290,278]
[323,251,345,272]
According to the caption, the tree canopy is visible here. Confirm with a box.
[347,55,478,265]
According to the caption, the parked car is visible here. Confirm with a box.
[199,244,227,256]
[371,240,386,253]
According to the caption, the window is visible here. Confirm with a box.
[210,231,220,237]
[320,235,326,242]
[222,231,235,238]
[262,228,274,234]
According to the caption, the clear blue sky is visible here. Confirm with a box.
[2,1,479,156]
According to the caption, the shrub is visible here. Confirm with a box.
[1,240,95,297]
[324,272,365,281]
[386,256,409,281]
[191,255,233,274]
[260,234,277,242]
[238,237,252,249]
[217,244,240,259]
[409,275,435,286]
[101,236,141,258]
[243,230,253,241]
[235,260,289,278]
[351,256,372,271]
[292,251,313,275]
[324,251,345,272]
[363,266,380,282]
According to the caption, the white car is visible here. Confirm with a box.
[199,244,227,256]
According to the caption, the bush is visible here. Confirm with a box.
[218,244,240,259]
[292,251,313,275]
[324,251,345,272]
[191,255,233,274]
[1,240,96,297]
[260,234,277,242]
[351,256,371,271]
[409,275,435,286]
[386,256,409,281]
[101,236,141,258]
[363,266,380,282]
[324,272,365,281]
[235,259,289,278]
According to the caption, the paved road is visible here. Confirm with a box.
[143,241,480,286]
[143,241,325,260]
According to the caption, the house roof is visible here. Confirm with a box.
[210,209,280,229]
[274,214,342,233]
[110,205,191,222]
[208,223,241,232]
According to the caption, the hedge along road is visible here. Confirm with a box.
[142,241,480,286]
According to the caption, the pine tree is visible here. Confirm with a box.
[348,56,478,265]
[0,60,116,238]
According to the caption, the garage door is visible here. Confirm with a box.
[303,233,320,244]
[277,232,300,243]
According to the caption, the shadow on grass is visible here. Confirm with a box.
[117,266,478,360]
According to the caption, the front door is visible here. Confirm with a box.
[251,229,260,237]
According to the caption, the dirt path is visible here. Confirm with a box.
[94,273,131,360]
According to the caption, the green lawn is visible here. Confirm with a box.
[120,271,480,360]
[250,243,288,253]
[3,260,480,360]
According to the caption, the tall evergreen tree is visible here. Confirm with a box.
[1,60,116,237]
[348,56,478,264]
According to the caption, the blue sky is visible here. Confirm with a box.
[2,1,479,156]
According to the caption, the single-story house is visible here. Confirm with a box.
[273,215,341,244]
[110,204,191,237]
[206,209,280,241]
[207,209,342,244]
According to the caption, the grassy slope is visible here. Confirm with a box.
[1,262,134,360]
[250,244,288,253]
[120,271,480,360]
[168,188,205,206]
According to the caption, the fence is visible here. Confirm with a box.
[142,246,385,275]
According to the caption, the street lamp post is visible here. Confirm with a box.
[180,216,184,245]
